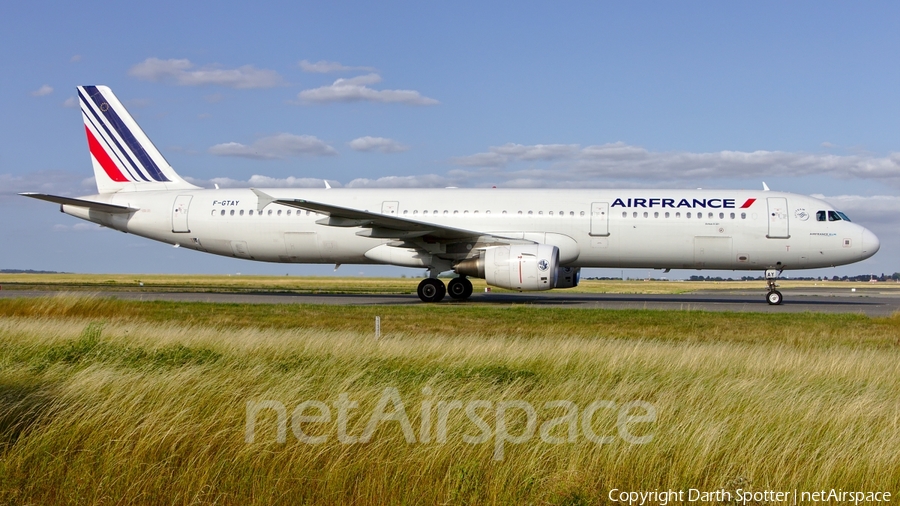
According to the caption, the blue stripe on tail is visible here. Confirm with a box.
[82,86,170,183]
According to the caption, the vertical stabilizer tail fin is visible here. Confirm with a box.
[78,85,199,193]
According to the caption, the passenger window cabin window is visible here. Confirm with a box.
[286,210,291,216]
[249,210,254,216]
[643,212,648,218]
[676,212,681,218]
[268,210,273,216]
[719,212,724,219]
[211,210,216,216]
[622,212,627,218]
[239,210,244,216]
[230,210,235,216]
[277,210,282,216]
[220,210,225,216]
[580,211,585,216]
[654,212,659,218]
[686,212,691,218]
[741,212,746,219]
[633,212,638,218]
[665,212,670,218]
[528,211,533,215]
[730,212,735,219]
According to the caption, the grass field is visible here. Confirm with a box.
[3,272,899,295]
[1,296,898,504]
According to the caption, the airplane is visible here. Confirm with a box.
[22,85,880,305]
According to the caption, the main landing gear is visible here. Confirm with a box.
[416,276,473,302]
[447,276,473,301]
[765,268,783,305]
[417,278,445,302]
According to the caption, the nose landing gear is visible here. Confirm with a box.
[765,268,783,305]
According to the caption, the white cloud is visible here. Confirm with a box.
[30,85,53,97]
[345,174,453,188]
[129,58,285,89]
[208,133,338,159]
[299,60,376,73]
[70,55,82,63]
[184,175,340,189]
[811,194,900,227]
[62,96,78,108]
[1,171,93,199]
[349,136,409,153]
[52,222,100,233]
[298,74,439,105]
[451,142,900,187]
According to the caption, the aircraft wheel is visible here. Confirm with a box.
[766,290,783,305]
[417,278,446,302]
[448,277,473,301]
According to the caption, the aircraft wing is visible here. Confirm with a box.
[251,189,530,245]
[20,193,138,214]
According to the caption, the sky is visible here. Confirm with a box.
[2,1,898,279]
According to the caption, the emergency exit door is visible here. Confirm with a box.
[172,195,192,233]
[766,197,789,238]
[590,202,609,236]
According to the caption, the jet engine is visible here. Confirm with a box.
[454,244,559,291]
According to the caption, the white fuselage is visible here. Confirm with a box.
[63,188,879,273]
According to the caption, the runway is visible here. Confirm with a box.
[2,286,898,316]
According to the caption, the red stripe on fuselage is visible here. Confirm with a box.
[740,198,756,208]
[85,126,129,182]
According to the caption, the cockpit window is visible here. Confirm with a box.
[816,211,826,222]
[827,210,851,222]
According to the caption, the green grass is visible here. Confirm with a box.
[4,272,898,295]
[1,296,898,504]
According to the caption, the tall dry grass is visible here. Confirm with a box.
[0,297,898,504]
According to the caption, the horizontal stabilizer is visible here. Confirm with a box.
[20,193,138,214]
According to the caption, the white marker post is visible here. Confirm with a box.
[375,316,381,339]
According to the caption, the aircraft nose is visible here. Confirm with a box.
[862,228,880,257]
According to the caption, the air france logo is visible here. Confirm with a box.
[610,198,757,209]
[538,259,550,271]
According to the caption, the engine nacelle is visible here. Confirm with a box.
[455,244,559,291]
[554,267,581,288]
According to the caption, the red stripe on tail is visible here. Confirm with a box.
[85,126,129,182]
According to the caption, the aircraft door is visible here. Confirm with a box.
[172,195,192,233]
[382,201,399,215]
[589,202,610,236]
[766,197,790,238]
